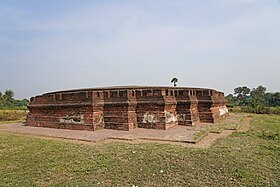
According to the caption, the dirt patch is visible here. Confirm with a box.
[237,116,253,132]
[188,130,235,148]
[189,115,252,148]
[0,115,252,149]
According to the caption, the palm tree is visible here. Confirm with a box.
[171,78,178,87]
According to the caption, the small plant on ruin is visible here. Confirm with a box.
[171,77,178,87]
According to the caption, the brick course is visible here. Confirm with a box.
[26,86,228,131]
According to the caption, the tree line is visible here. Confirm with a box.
[0,89,29,109]
[226,85,280,114]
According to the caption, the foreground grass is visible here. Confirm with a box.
[0,110,28,123]
[0,115,279,186]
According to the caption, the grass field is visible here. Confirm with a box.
[0,114,279,186]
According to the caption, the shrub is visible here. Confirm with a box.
[230,106,280,115]
[0,110,28,122]
[269,106,280,114]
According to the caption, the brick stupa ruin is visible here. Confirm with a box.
[26,86,228,131]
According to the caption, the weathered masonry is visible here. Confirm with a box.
[26,86,228,131]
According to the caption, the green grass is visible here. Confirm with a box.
[0,110,28,123]
[0,115,279,186]
[193,128,209,142]
[193,114,245,140]
[208,114,245,133]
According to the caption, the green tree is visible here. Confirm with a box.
[234,86,251,106]
[3,89,15,106]
[0,89,28,109]
[250,85,266,108]
[171,78,178,87]
[13,99,29,107]
[273,92,280,106]
[265,92,280,107]
[0,92,3,107]
[225,94,238,107]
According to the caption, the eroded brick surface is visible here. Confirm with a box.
[26,86,228,131]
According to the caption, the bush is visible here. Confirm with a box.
[231,106,280,115]
[268,106,280,114]
[228,107,242,113]
[0,110,28,122]
[0,106,28,110]
[226,103,239,108]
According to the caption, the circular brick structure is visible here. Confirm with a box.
[26,86,228,131]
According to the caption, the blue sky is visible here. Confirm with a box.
[0,0,279,99]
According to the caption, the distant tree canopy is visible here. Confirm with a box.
[266,92,280,107]
[226,85,280,109]
[0,89,29,109]
[234,86,251,106]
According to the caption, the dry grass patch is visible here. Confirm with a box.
[0,110,28,123]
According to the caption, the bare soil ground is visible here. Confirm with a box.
[188,115,253,148]
[0,114,252,148]
[188,130,235,148]
[237,116,253,132]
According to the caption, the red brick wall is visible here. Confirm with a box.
[26,87,228,131]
